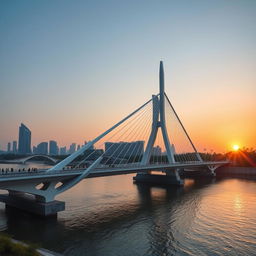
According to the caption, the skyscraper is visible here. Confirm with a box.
[49,140,58,155]
[18,123,31,154]
[12,141,17,153]
[36,142,48,155]
[60,146,67,155]
[152,146,162,156]
[105,141,144,158]
[69,143,76,154]
[7,142,11,152]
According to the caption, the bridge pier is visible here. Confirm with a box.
[133,170,184,186]
[0,192,65,217]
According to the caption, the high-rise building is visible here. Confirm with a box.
[69,143,76,154]
[36,142,48,155]
[7,142,11,152]
[171,144,176,154]
[18,123,31,154]
[12,141,17,153]
[152,146,162,156]
[105,141,144,158]
[60,146,67,155]
[49,140,58,155]
[84,141,94,150]
[33,146,37,154]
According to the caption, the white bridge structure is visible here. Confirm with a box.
[3,155,59,164]
[0,62,229,216]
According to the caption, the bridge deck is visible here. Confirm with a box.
[0,161,229,183]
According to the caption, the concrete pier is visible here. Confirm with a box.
[133,173,184,186]
[0,194,65,217]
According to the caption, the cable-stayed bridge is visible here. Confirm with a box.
[0,62,229,216]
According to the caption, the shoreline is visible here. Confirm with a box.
[10,237,63,256]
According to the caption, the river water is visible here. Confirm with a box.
[0,163,256,256]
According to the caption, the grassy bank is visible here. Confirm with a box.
[0,234,39,256]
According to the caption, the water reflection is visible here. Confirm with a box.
[1,175,211,255]
[234,194,242,214]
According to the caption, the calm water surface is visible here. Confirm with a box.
[0,163,256,256]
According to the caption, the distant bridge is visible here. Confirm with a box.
[3,155,59,164]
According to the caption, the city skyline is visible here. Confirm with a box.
[2,122,168,156]
[1,122,87,153]
[0,0,255,153]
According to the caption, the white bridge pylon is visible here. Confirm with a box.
[141,62,175,165]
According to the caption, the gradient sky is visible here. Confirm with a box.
[0,0,255,152]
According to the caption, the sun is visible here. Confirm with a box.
[232,144,240,151]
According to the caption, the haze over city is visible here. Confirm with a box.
[1,0,255,153]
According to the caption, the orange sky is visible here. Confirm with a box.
[1,1,255,153]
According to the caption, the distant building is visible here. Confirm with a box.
[105,141,144,159]
[12,141,17,153]
[69,143,76,154]
[36,142,48,155]
[171,144,176,154]
[152,146,161,156]
[84,141,94,150]
[60,146,67,155]
[49,140,58,155]
[33,146,37,154]
[83,148,104,160]
[18,123,31,154]
[7,142,11,152]
[77,145,81,151]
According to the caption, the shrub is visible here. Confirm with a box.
[0,234,40,256]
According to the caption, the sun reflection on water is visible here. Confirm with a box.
[233,194,243,214]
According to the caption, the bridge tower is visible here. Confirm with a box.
[141,61,175,165]
[135,61,183,185]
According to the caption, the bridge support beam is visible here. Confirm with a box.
[133,170,184,186]
[207,164,223,176]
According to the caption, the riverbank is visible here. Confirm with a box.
[182,166,256,178]
[37,248,62,256]
[0,234,62,256]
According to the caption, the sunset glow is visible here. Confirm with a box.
[233,145,240,151]
[0,1,255,154]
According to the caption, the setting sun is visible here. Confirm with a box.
[233,145,240,151]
